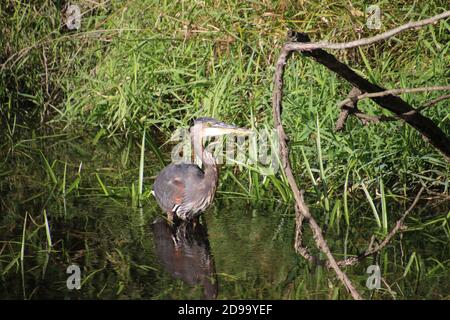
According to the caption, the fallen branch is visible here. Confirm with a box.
[288,30,450,160]
[421,93,450,109]
[273,11,449,300]
[272,39,363,301]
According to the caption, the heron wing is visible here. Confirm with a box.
[174,164,207,218]
[153,163,205,215]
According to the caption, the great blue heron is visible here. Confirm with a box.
[153,117,251,221]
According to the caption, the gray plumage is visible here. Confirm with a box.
[152,118,250,221]
[153,162,217,220]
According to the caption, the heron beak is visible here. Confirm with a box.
[202,123,252,137]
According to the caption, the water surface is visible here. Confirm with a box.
[1,133,449,299]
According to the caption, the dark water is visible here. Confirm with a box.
[1,134,449,299]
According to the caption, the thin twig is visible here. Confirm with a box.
[421,93,450,109]
[333,187,425,267]
[381,277,397,298]
[335,87,362,131]
[336,87,450,126]
[285,11,450,51]
[338,86,450,109]
[371,187,424,252]
[338,91,450,126]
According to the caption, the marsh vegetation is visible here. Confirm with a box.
[0,0,449,299]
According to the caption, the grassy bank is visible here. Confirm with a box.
[2,0,449,196]
[0,0,449,299]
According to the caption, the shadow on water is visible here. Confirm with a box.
[152,219,218,299]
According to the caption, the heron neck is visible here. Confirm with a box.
[201,149,218,194]
[193,137,215,165]
[192,133,218,188]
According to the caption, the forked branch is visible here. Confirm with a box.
[272,11,449,300]
[272,37,363,301]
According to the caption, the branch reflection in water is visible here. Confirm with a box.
[151,218,218,299]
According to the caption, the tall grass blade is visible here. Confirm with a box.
[380,178,388,234]
[20,212,27,263]
[315,114,330,213]
[95,173,109,196]
[43,209,52,251]
[21,212,27,300]
[61,161,67,195]
[360,180,382,228]
[343,170,350,226]
[139,128,146,200]
[40,151,57,185]
[403,252,417,277]
[301,146,317,186]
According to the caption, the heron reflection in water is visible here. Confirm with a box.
[152,218,218,299]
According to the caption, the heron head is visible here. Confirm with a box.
[190,117,252,138]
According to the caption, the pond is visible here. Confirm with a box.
[1,132,449,299]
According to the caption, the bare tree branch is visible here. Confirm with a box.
[288,31,450,160]
[294,202,314,262]
[338,86,450,109]
[272,39,363,300]
[421,93,450,109]
[337,89,450,127]
[336,87,450,128]
[285,11,450,51]
[335,87,362,131]
[272,10,449,301]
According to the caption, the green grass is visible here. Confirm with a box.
[0,0,449,299]
[2,1,449,198]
